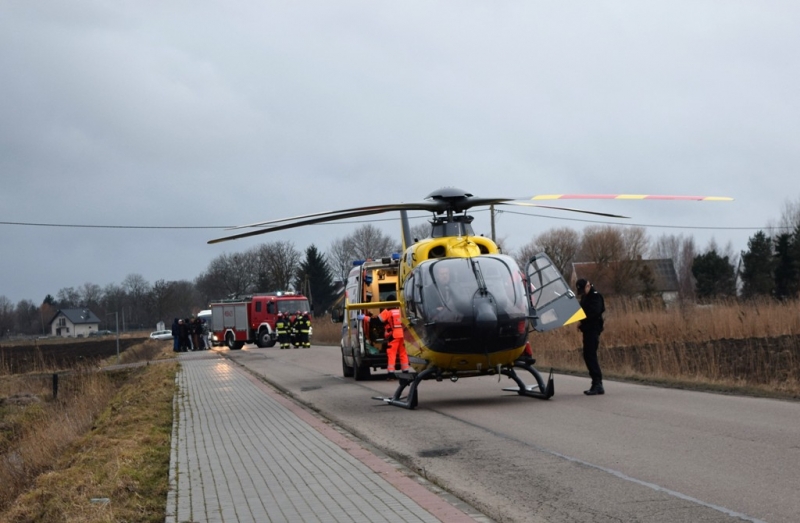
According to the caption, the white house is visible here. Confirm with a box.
[49,308,101,338]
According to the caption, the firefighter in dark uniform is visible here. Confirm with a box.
[287,311,300,349]
[576,278,606,395]
[276,312,290,349]
[297,311,311,348]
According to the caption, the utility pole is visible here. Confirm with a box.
[115,311,120,363]
[490,205,496,242]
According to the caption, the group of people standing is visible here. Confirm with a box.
[276,311,311,349]
[171,317,211,352]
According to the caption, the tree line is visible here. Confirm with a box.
[0,225,397,338]
[2,202,799,338]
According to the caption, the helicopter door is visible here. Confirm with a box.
[525,253,585,332]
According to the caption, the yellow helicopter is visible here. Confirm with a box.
[209,187,732,409]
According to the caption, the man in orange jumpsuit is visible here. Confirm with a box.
[378,294,411,375]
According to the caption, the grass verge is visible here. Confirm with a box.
[0,360,177,523]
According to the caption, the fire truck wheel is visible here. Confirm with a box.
[226,332,243,350]
[257,330,275,348]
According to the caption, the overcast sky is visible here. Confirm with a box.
[2,1,799,305]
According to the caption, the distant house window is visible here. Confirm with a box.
[57,317,66,327]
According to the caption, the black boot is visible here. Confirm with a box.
[584,381,605,396]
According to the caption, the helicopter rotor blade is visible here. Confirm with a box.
[500,201,630,219]
[525,194,734,201]
[209,187,733,244]
[208,206,430,244]
[227,202,442,231]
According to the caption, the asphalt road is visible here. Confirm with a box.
[221,344,799,523]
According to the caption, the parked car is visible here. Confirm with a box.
[90,329,114,337]
[149,330,174,341]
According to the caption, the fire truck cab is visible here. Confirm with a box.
[210,292,311,350]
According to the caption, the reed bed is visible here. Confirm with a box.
[534,297,800,396]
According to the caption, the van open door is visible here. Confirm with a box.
[525,253,585,332]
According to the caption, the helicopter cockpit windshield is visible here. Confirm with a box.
[418,255,527,322]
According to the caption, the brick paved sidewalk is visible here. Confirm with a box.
[165,353,482,523]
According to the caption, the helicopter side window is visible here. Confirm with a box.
[404,275,417,318]
[528,258,569,309]
[379,282,397,302]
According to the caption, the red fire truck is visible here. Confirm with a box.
[210,292,311,350]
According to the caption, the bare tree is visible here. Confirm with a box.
[348,224,400,259]
[494,235,511,254]
[79,282,103,309]
[251,241,300,291]
[56,287,81,308]
[101,283,127,326]
[12,300,39,335]
[196,252,256,300]
[409,222,431,243]
[766,195,800,236]
[146,279,201,324]
[0,296,15,337]
[327,225,400,283]
[328,236,355,284]
[122,273,152,328]
[149,280,177,324]
[39,300,57,333]
[651,233,697,300]
[516,227,581,279]
[578,226,650,295]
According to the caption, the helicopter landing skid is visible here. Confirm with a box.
[500,359,554,399]
[372,367,436,410]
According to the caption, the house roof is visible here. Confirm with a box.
[49,308,102,326]
[572,259,679,295]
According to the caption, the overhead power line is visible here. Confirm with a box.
[0,221,235,229]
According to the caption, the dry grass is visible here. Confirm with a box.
[100,339,174,367]
[0,369,121,513]
[0,344,177,522]
[312,317,343,346]
[533,297,800,397]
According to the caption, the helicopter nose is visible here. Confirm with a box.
[473,296,498,333]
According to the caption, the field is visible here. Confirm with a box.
[0,336,149,374]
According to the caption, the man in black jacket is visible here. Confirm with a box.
[576,278,605,395]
